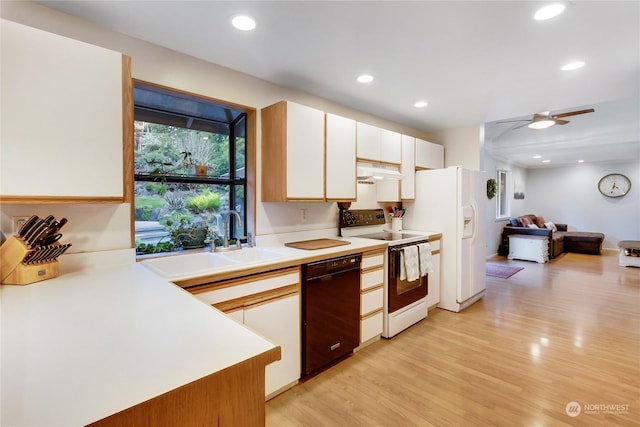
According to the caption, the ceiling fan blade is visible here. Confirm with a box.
[496,118,531,124]
[552,108,595,119]
[554,119,570,125]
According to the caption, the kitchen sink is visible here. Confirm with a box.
[217,247,288,263]
[141,248,289,279]
[141,252,241,279]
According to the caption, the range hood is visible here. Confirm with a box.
[356,163,404,181]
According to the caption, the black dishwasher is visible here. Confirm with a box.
[301,253,361,376]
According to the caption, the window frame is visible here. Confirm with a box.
[496,169,511,220]
[129,80,256,255]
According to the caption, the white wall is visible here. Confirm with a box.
[425,124,482,169]
[0,1,431,250]
[525,160,640,250]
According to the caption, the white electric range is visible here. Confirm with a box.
[339,208,432,337]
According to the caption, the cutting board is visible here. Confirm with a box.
[285,238,351,250]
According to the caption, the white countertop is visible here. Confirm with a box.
[1,232,441,426]
[1,255,277,426]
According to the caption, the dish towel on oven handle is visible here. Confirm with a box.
[402,245,420,282]
[418,242,433,277]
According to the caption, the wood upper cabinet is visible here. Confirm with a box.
[415,138,445,170]
[0,19,129,203]
[261,101,325,202]
[356,122,401,164]
[401,134,416,200]
[325,113,356,201]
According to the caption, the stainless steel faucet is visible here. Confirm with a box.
[214,210,243,252]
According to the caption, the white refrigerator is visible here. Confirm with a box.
[403,166,486,312]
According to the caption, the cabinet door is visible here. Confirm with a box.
[356,122,381,161]
[377,180,400,202]
[326,113,356,200]
[401,135,415,200]
[415,138,444,169]
[380,129,401,164]
[1,20,124,200]
[286,102,325,199]
[244,294,300,397]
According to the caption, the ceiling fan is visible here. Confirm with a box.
[498,108,595,130]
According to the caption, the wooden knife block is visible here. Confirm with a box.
[1,236,59,285]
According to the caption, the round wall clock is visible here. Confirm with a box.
[598,173,631,198]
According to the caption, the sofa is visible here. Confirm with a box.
[500,214,604,259]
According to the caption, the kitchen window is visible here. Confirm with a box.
[133,82,248,255]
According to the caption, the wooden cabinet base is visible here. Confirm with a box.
[89,348,280,427]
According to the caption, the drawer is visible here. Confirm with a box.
[428,239,440,252]
[362,253,384,269]
[361,268,384,291]
[361,311,383,343]
[361,286,384,316]
[191,270,299,305]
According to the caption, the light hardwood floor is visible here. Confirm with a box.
[266,252,640,427]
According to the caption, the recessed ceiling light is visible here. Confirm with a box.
[578,160,584,163]
[533,155,542,159]
[561,61,585,71]
[534,4,566,21]
[414,101,428,108]
[357,74,374,83]
[542,159,551,163]
[231,14,256,31]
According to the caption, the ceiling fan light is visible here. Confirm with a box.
[528,119,555,130]
[534,4,566,21]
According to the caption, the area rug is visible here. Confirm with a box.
[486,263,524,279]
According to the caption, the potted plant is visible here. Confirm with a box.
[181,135,211,177]
[168,218,220,249]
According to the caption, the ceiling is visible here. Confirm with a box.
[36,1,640,167]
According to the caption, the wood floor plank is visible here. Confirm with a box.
[266,252,640,426]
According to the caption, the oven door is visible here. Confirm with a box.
[388,242,429,313]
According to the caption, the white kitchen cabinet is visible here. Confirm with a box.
[1,19,126,202]
[425,238,442,310]
[359,249,385,345]
[190,267,301,398]
[261,101,325,201]
[377,180,400,202]
[356,122,401,164]
[356,122,381,162]
[401,134,416,200]
[325,113,357,201]
[244,294,300,398]
[380,129,402,164]
[415,138,445,170]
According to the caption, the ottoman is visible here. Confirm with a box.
[618,240,640,267]
[563,232,605,255]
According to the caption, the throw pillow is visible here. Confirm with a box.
[535,215,546,228]
[544,222,557,232]
[521,217,531,227]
